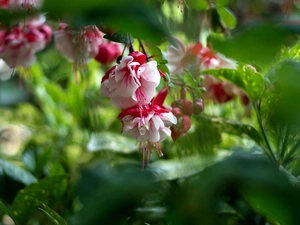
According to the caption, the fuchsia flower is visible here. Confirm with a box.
[165,38,250,105]
[101,52,177,166]
[0,23,52,68]
[54,23,103,63]
[7,0,43,10]
[100,51,161,109]
[118,88,177,167]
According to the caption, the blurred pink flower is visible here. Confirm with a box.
[100,51,161,109]
[54,23,103,63]
[8,0,43,9]
[164,38,236,76]
[0,23,51,68]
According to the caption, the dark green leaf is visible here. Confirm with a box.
[104,32,134,44]
[37,199,68,225]
[209,24,293,66]
[0,200,12,217]
[202,64,264,101]
[208,117,262,144]
[11,175,68,224]
[217,7,237,29]
[0,159,37,186]
[167,152,300,225]
[43,0,170,43]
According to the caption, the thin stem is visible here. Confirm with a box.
[253,103,277,163]
[138,38,148,59]
[283,138,300,165]
[279,124,291,163]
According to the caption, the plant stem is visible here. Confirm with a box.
[283,138,300,165]
[138,38,148,59]
[254,103,277,163]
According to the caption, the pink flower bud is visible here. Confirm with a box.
[95,41,121,65]
[193,98,204,114]
[170,107,191,141]
[171,99,193,116]
[129,51,147,65]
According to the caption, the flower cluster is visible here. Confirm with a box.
[165,38,249,105]
[100,51,177,167]
[54,23,122,81]
[0,0,52,68]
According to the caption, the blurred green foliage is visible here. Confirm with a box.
[1,0,300,225]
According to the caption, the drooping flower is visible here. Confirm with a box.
[7,0,43,10]
[164,38,236,76]
[202,75,241,104]
[118,90,177,167]
[54,23,103,63]
[100,51,161,109]
[0,23,52,68]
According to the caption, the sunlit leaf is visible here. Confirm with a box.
[186,0,209,11]
[87,132,137,153]
[217,7,237,29]
[0,159,37,186]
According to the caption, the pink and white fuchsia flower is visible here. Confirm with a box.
[54,23,103,63]
[0,23,52,68]
[118,88,177,167]
[100,51,161,109]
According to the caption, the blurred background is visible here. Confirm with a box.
[1,0,300,224]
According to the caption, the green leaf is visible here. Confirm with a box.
[104,32,134,44]
[157,64,170,75]
[208,117,262,144]
[0,201,12,217]
[215,0,229,6]
[151,153,230,180]
[42,0,170,43]
[0,159,37,186]
[149,45,168,64]
[183,70,200,89]
[186,0,209,11]
[209,24,293,66]
[167,153,300,225]
[11,175,68,224]
[202,64,264,101]
[217,6,237,29]
[37,199,68,225]
[87,132,137,153]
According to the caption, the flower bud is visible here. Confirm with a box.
[95,41,121,65]
[171,99,193,116]
[193,98,204,114]
[129,51,146,65]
